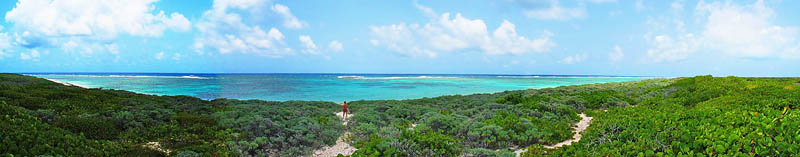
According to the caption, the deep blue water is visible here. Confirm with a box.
[27,73,650,102]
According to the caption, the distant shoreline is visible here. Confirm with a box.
[27,74,650,102]
[43,78,90,89]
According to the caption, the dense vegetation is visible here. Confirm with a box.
[346,78,672,156]
[538,76,800,156]
[0,74,342,156]
[2,73,798,156]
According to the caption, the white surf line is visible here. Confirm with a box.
[313,106,356,157]
[43,78,90,89]
[515,113,593,156]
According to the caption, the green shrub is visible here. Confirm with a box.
[53,115,121,140]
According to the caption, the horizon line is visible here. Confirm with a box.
[14,72,662,78]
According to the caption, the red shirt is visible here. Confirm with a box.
[343,102,348,112]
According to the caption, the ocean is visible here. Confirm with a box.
[27,73,650,102]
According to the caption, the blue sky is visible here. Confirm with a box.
[0,0,799,77]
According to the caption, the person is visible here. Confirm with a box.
[342,101,349,119]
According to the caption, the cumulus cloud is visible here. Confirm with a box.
[696,0,798,59]
[20,49,41,61]
[524,1,585,20]
[3,0,189,56]
[19,52,30,60]
[155,51,165,60]
[646,34,698,62]
[608,45,624,62]
[559,53,587,64]
[644,0,800,62]
[370,4,555,57]
[272,4,307,29]
[5,0,190,39]
[193,0,301,57]
[328,40,343,52]
[298,35,318,54]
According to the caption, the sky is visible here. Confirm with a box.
[0,0,798,77]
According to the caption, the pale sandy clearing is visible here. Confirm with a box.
[313,131,356,157]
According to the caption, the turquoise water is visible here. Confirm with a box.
[28,73,649,102]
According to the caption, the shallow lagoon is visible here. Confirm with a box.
[30,73,649,102]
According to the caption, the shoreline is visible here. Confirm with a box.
[43,78,90,89]
[26,75,652,103]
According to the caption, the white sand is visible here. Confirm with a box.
[44,78,90,88]
[313,131,357,157]
[313,105,356,157]
[335,111,353,126]
[515,113,593,156]
[543,113,593,149]
[143,142,171,154]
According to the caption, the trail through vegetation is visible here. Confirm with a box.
[514,113,593,156]
[544,113,592,149]
[313,111,357,157]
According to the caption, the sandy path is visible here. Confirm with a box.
[312,108,356,156]
[515,113,593,156]
[44,78,90,88]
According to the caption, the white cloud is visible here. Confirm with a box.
[608,45,624,62]
[328,40,343,52]
[193,0,293,57]
[271,4,307,29]
[298,35,318,54]
[485,21,555,55]
[31,49,40,58]
[105,44,119,54]
[5,0,190,38]
[3,0,189,56]
[19,52,30,60]
[645,0,800,62]
[370,24,437,57]
[524,2,585,20]
[370,5,555,57]
[155,51,165,60]
[413,1,437,18]
[696,0,798,59]
[20,49,40,61]
[559,53,587,64]
[645,34,698,62]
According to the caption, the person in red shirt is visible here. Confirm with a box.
[342,101,349,119]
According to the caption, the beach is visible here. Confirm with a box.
[43,78,90,88]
